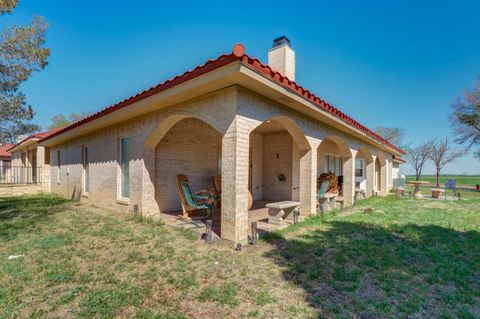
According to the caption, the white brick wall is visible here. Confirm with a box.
[45,85,395,243]
[262,131,293,201]
[155,118,221,212]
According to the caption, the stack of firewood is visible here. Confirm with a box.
[317,172,339,194]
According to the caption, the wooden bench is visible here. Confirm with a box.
[266,201,300,225]
[431,188,445,199]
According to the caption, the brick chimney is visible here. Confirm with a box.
[268,36,295,81]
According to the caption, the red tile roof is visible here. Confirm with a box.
[40,44,404,154]
[30,128,63,139]
[0,144,13,158]
[7,128,63,152]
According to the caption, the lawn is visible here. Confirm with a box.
[406,175,480,187]
[1,194,479,318]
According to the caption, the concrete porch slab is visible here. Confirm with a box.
[158,200,302,243]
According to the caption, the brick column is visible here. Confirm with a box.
[343,149,355,205]
[365,160,374,197]
[380,162,388,195]
[37,146,51,192]
[141,148,160,217]
[299,139,318,216]
[221,116,249,245]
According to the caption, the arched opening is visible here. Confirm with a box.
[248,116,311,222]
[316,136,351,196]
[146,116,223,234]
[355,146,374,196]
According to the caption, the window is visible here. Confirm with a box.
[82,146,89,193]
[326,155,342,176]
[355,159,365,177]
[120,137,130,198]
[57,150,61,183]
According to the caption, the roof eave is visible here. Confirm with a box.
[8,138,40,153]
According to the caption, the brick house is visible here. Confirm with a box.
[7,129,60,187]
[0,144,13,183]
[38,37,404,245]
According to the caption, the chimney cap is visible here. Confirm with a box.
[272,36,292,49]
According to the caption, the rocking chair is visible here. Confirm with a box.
[175,174,214,220]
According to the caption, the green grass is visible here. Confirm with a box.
[1,194,480,318]
[265,196,480,318]
[406,175,480,187]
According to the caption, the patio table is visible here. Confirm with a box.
[406,181,429,198]
[265,201,300,225]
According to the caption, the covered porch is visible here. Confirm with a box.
[142,111,389,245]
[147,115,310,241]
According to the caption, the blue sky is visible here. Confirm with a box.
[2,0,479,174]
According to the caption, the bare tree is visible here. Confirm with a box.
[405,141,432,181]
[428,138,468,187]
[375,126,405,146]
[450,77,480,158]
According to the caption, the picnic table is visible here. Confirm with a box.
[406,180,429,198]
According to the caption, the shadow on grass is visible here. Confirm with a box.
[264,219,480,318]
[0,194,69,241]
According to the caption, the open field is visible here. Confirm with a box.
[1,194,479,318]
[406,175,480,187]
